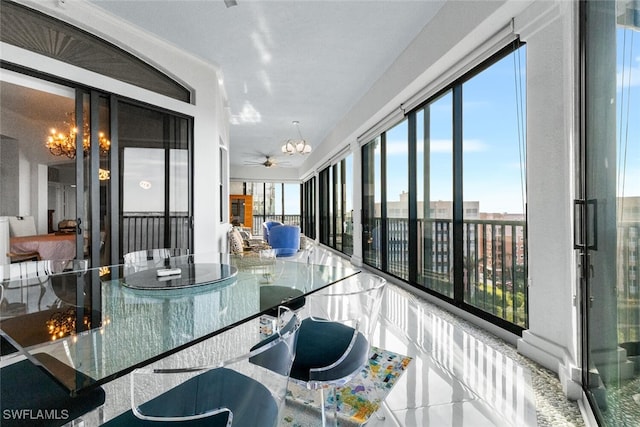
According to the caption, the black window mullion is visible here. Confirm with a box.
[381,133,388,272]
[408,112,418,283]
[163,115,171,248]
[453,84,464,303]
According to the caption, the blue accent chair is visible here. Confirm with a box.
[268,225,300,257]
[262,221,283,244]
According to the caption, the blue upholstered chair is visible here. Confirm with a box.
[102,308,300,427]
[287,274,387,427]
[268,225,300,257]
[262,221,283,243]
[0,357,105,427]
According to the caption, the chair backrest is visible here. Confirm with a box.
[130,308,300,425]
[305,273,387,339]
[0,259,89,281]
[8,215,37,237]
[0,217,9,266]
[268,225,300,256]
[123,248,190,270]
[262,221,283,243]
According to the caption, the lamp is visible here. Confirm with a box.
[281,120,312,155]
[46,112,111,159]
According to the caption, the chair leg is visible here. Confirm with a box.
[319,386,339,427]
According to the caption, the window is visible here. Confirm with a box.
[361,42,527,332]
[318,154,354,255]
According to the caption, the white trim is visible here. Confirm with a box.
[355,19,517,146]
[401,20,517,113]
[356,107,404,145]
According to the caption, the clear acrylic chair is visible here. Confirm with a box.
[103,307,300,427]
[123,248,190,272]
[289,273,387,427]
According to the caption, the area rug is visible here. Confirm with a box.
[281,346,412,426]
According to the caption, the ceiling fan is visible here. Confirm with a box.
[244,155,285,168]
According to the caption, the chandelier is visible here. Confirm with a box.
[281,120,312,155]
[46,113,111,159]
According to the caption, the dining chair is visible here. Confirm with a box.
[0,356,106,427]
[288,273,387,427]
[0,261,105,426]
[123,248,190,273]
[102,307,301,427]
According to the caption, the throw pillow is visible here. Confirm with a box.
[229,229,244,254]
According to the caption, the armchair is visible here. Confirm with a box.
[262,220,283,244]
[268,225,300,257]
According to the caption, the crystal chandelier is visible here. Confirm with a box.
[281,120,312,155]
[46,113,111,159]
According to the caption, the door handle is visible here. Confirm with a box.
[574,199,597,251]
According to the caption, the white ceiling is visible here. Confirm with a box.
[87,0,446,171]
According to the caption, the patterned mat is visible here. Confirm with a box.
[281,346,412,426]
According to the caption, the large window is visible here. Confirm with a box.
[241,182,301,234]
[462,49,527,325]
[319,154,354,256]
[361,42,527,332]
[302,177,316,239]
[363,137,382,269]
[417,92,454,298]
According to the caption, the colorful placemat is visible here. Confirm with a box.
[282,346,412,426]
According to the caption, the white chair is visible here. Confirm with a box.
[123,248,190,273]
[8,215,37,237]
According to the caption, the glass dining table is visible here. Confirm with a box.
[0,251,358,396]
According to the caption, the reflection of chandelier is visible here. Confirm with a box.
[46,113,111,159]
[281,120,312,155]
[46,307,90,340]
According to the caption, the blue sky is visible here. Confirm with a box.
[383,47,527,215]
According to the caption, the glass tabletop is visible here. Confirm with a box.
[0,251,358,395]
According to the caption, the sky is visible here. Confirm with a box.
[381,46,527,215]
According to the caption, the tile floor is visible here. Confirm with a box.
[94,246,585,426]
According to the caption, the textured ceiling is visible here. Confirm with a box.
[87,0,445,172]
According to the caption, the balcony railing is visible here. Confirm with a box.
[120,212,639,338]
[122,213,190,256]
[364,217,528,328]
[251,215,301,236]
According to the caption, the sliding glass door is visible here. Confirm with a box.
[118,102,192,259]
[582,1,640,424]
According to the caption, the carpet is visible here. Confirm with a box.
[281,346,412,426]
